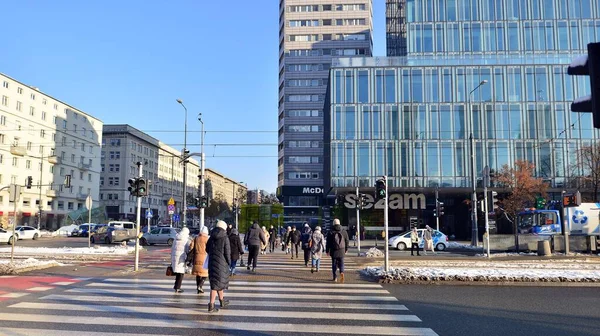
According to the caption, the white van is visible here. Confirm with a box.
[107,221,136,230]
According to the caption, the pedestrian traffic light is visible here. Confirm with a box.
[535,196,546,210]
[375,178,386,200]
[359,193,368,210]
[437,201,444,216]
[200,196,208,208]
[26,176,33,189]
[568,42,600,128]
[491,191,499,211]
[127,178,137,196]
[136,178,147,196]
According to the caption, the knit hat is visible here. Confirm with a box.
[201,226,209,235]
[304,223,309,227]
[333,218,341,225]
[315,226,321,231]
[216,220,227,230]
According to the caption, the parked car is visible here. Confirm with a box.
[72,223,96,237]
[0,228,18,245]
[140,227,180,246]
[15,226,41,240]
[388,229,449,251]
[91,226,132,244]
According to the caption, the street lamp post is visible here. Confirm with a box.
[468,80,488,247]
[198,113,206,232]
[176,99,189,227]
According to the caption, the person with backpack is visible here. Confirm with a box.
[268,225,278,253]
[228,228,244,276]
[286,225,301,259]
[300,223,312,267]
[244,221,266,272]
[326,218,349,283]
[310,226,325,273]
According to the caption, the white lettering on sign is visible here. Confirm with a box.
[302,187,323,194]
[343,193,426,210]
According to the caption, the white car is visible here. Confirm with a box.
[0,228,18,245]
[388,229,448,251]
[15,226,41,240]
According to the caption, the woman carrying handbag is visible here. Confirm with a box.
[188,226,209,294]
[170,227,190,293]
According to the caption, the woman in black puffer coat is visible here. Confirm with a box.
[206,220,231,313]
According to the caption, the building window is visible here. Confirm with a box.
[108,177,114,185]
[17,87,23,94]
[71,154,75,163]
[88,174,92,182]
[115,164,120,172]
[100,177,104,186]
[12,157,18,167]
[42,98,47,105]
[26,160,31,169]
[42,111,46,120]
[62,120,67,129]
[54,103,58,110]
[68,202,74,210]
[1,96,8,106]
[16,101,22,111]
[0,115,5,125]
[29,106,35,116]
[30,93,35,100]
[2,81,8,88]
[81,143,85,151]
[288,125,319,132]
[114,177,120,186]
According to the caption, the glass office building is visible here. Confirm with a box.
[325,0,600,239]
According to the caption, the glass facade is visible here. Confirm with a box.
[327,54,595,190]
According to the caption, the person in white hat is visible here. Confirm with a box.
[206,220,231,313]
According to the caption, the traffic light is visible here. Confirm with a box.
[200,196,208,208]
[26,176,33,189]
[563,191,582,208]
[568,42,600,128]
[535,196,546,210]
[136,178,147,196]
[437,201,444,216]
[491,191,499,211]
[359,193,368,210]
[375,178,386,200]
[127,178,137,196]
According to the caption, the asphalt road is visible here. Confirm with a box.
[7,236,169,251]
[385,284,600,336]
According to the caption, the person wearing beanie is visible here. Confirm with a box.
[326,218,349,283]
[310,226,325,273]
[206,220,231,313]
[228,228,244,276]
[188,225,209,294]
[268,225,277,253]
[287,225,301,259]
[300,223,313,267]
[283,226,292,253]
[171,227,190,293]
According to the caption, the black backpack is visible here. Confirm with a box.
[301,232,311,248]
[332,231,345,250]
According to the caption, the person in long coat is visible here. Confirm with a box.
[310,226,325,273]
[188,226,209,294]
[261,226,270,254]
[170,227,190,293]
[206,220,231,313]
[228,228,244,275]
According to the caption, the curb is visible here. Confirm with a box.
[0,261,61,275]
[378,279,600,287]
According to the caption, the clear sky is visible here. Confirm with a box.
[1,0,385,193]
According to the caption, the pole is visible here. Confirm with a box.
[199,116,205,232]
[38,156,43,231]
[383,176,389,272]
[484,186,490,258]
[356,186,361,256]
[134,162,143,272]
[179,100,188,228]
[148,185,152,234]
[10,185,19,263]
[562,190,570,254]
[435,187,440,231]
[87,199,92,249]
[468,81,486,246]
[170,156,174,228]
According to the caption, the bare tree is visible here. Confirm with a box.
[494,160,549,223]
[574,143,600,202]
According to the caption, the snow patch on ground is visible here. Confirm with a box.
[0,258,61,275]
[364,265,600,283]
[0,245,135,255]
[360,247,384,257]
[448,242,483,250]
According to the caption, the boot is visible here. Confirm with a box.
[340,272,345,283]
[311,266,314,273]
[197,278,205,294]
[208,303,218,313]
[220,299,230,308]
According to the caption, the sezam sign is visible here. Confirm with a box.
[343,193,426,210]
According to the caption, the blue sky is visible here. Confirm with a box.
[1,0,385,193]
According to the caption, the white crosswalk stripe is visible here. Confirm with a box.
[1,278,439,336]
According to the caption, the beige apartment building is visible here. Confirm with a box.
[0,73,104,229]
[205,168,247,208]
[278,1,373,225]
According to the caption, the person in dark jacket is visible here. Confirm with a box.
[300,223,312,266]
[226,223,233,236]
[326,218,350,283]
[243,221,266,272]
[228,228,244,276]
[286,225,301,259]
[283,226,291,254]
[268,225,277,253]
[206,220,231,313]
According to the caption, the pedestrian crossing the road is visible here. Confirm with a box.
[0,278,438,336]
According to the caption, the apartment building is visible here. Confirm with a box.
[0,73,103,229]
[205,168,247,207]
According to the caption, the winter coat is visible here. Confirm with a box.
[188,233,208,277]
[288,229,301,245]
[262,229,270,250]
[310,230,325,259]
[229,229,244,261]
[170,230,190,274]
[268,228,277,242]
[424,229,433,241]
[207,227,231,291]
[244,223,266,247]
[283,230,291,246]
[300,227,312,250]
[326,224,349,259]
[410,231,420,244]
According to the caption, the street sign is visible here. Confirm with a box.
[146,210,153,219]
[168,197,175,206]
[172,214,180,222]
[85,195,93,210]
[167,204,175,215]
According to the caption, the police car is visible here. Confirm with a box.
[388,229,448,251]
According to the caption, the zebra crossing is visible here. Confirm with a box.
[0,277,438,336]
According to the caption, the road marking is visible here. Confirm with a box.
[51,281,77,286]
[10,302,419,322]
[0,293,29,298]
[26,287,54,291]
[39,295,409,310]
[0,313,437,335]
[100,278,381,288]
